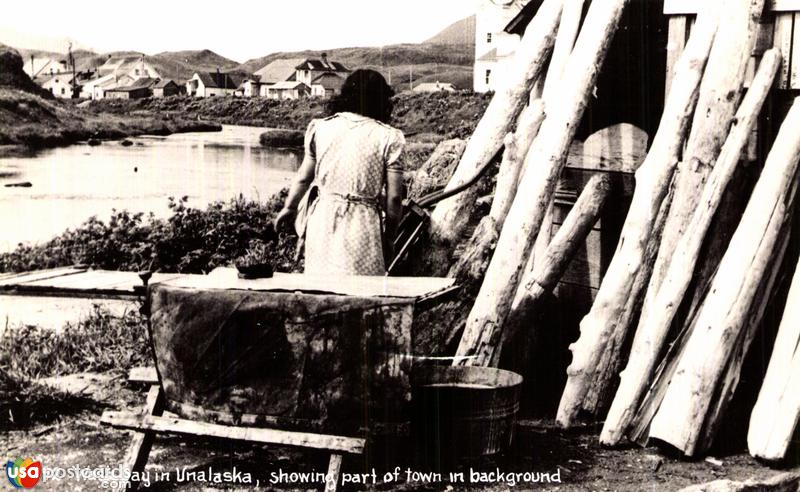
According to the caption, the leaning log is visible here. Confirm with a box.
[748,254,800,462]
[499,173,612,355]
[555,3,720,427]
[600,49,781,446]
[589,0,764,422]
[429,0,562,244]
[646,0,765,296]
[454,0,630,368]
[648,97,800,457]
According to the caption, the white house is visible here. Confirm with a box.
[264,81,310,100]
[473,0,534,93]
[188,72,241,97]
[40,73,76,98]
[413,81,458,93]
[24,57,70,79]
[294,55,350,87]
[79,74,115,99]
[254,58,304,85]
[240,78,261,97]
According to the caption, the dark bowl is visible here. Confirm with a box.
[236,263,274,279]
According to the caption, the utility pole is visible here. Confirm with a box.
[68,42,77,98]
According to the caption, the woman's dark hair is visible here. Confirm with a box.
[327,69,395,124]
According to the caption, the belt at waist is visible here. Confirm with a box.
[318,188,381,209]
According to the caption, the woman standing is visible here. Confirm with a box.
[275,69,406,276]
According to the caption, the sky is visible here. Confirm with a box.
[0,0,477,62]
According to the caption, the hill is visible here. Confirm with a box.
[238,42,475,90]
[423,15,476,46]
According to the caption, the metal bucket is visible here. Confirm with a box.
[410,365,523,469]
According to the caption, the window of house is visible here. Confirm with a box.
[135,69,140,76]
[61,87,65,95]
[487,33,492,43]
[485,69,491,85]
[144,70,149,76]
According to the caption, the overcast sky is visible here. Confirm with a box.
[1,0,477,62]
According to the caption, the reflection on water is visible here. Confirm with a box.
[0,125,302,252]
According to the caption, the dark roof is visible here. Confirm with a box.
[154,78,179,88]
[504,0,546,36]
[295,58,349,72]
[106,77,159,92]
[311,72,343,83]
[196,71,242,89]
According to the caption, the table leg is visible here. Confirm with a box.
[325,454,343,492]
[122,384,164,490]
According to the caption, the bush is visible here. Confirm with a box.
[0,189,299,275]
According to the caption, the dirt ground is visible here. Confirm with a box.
[2,373,793,492]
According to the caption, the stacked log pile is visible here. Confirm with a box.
[440,0,800,462]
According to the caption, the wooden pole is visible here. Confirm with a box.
[600,49,781,446]
[748,255,800,462]
[490,101,547,223]
[429,0,563,244]
[555,4,720,427]
[532,0,587,271]
[498,173,612,355]
[645,0,765,298]
[454,0,630,368]
[649,97,800,457]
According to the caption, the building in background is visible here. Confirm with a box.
[152,79,183,98]
[473,0,540,92]
[254,58,304,85]
[264,81,310,100]
[39,73,76,98]
[188,71,242,97]
[310,72,345,97]
[104,77,159,99]
[413,81,457,93]
[294,54,350,87]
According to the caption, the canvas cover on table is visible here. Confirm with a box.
[148,284,415,435]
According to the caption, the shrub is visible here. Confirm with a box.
[0,189,299,275]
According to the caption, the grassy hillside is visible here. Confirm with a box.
[423,15,476,46]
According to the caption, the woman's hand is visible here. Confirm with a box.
[274,208,297,233]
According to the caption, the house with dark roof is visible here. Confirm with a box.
[309,72,345,98]
[104,77,160,99]
[294,54,350,88]
[153,79,183,98]
[187,71,243,97]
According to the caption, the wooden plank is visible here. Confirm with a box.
[100,412,366,454]
[666,0,800,14]
[0,267,86,288]
[774,12,794,89]
[565,123,649,174]
[666,16,689,98]
[162,268,456,300]
[128,367,158,384]
[122,385,165,491]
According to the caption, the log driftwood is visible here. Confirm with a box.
[454,0,630,368]
[748,252,800,462]
[497,173,612,362]
[429,0,562,244]
[648,97,800,457]
[646,0,765,297]
[555,3,720,427]
[599,49,782,446]
[589,0,764,424]
[532,0,586,271]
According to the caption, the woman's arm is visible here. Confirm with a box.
[384,168,405,261]
[275,125,317,232]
